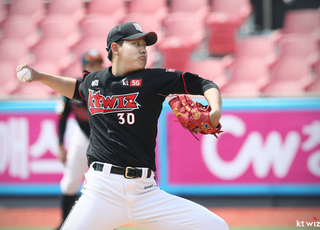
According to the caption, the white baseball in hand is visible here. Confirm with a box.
[17,68,32,82]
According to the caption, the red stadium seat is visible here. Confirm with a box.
[0,62,19,97]
[163,13,205,41]
[221,59,270,98]
[186,58,228,90]
[233,36,277,66]
[277,36,319,66]
[159,42,192,71]
[283,9,320,37]
[272,9,320,45]
[158,13,205,71]
[86,0,126,24]
[7,0,45,24]
[206,22,238,56]
[32,39,73,72]
[206,0,252,55]
[209,0,252,25]
[127,0,168,22]
[47,0,85,24]
[0,39,29,64]
[62,62,83,79]
[32,60,62,76]
[208,23,237,56]
[262,57,313,97]
[169,0,209,21]
[80,17,117,43]
[40,15,81,48]
[13,81,58,98]
[1,16,40,48]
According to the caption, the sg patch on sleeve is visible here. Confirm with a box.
[130,79,142,87]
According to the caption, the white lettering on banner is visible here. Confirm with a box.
[302,121,320,177]
[307,150,320,177]
[201,115,300,180]
[30,118,76,174]
[202,115,250,180]
[247,131,299,178]
[30,159,65,174]
[30,119,58,158]
[30,119,64,174]
[0,122,8,173]
[302,121,320,151]
[0,118,29,179]
[0,118,77,179]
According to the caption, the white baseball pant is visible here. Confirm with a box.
[60,162,229,230]
[60,124,89,195]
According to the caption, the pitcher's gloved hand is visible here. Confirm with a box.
[168,94,222,139]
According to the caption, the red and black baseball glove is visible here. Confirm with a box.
[168,94,222,140]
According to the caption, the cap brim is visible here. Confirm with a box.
[122,32,158,46]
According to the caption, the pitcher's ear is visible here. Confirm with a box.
[111,42,119,54]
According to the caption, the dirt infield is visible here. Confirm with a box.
[0,207,319,229]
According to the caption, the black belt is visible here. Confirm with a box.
[93,163,152,179]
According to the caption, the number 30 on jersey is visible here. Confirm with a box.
[117,113,135,125]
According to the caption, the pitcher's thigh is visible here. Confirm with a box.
[61,193,127,230]
[133,190,229,230]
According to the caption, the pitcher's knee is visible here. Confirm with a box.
[217,218,229,230]
[198,211,229,230]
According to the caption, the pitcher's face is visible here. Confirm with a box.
[118,39,148,72]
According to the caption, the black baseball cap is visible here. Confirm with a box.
[106,22,157,51]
